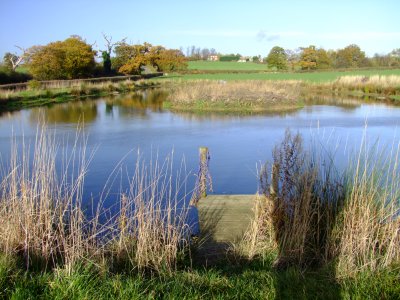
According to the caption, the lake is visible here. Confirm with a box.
[1,90,400,209]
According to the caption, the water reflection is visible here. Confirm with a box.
[30,101,98,124]
[107,90,167,119]
[1,89,400,199]
[27,89,168,124]
[21,88,400,126]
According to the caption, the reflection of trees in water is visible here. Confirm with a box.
[30,101,98,124]
[105,89,168,118]
[0,110,22,119]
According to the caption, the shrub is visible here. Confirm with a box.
[27,79,41,90]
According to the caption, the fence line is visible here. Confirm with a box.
[0,73,164,90]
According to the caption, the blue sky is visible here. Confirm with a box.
[0,0,399,58]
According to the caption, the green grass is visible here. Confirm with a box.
[163,68,400,82]
[15,65,30,74]
[1,254,399,299]
[188,60,269,71]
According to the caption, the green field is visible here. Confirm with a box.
[166,68,400,82]
[188,60,269,71]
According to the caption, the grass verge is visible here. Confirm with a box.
[0,80,160,111]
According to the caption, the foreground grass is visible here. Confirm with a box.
[162,68,400,82]
[1,254,399,300]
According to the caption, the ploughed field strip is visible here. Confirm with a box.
[196,194,255,264]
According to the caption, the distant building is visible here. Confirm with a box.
[207,55,219,61]
[238,56,252,63]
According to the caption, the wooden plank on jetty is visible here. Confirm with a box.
[195,194,256,265]
[198,194,255,242]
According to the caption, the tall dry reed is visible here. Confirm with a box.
[110,151,193,273]
[0,125,194,274]
[255,130,400,275]
[0,124,95,271]
[259,130,344,268]
[336,137,400,276]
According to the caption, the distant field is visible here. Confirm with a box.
[188,61,269,71]
[164,68,400,82]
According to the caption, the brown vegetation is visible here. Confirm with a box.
[0,125,192,274]
[245,130,400,276]
[166,80,303,111]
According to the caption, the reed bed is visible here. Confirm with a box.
[331,75,400,97]
[0,125,193,274]
[166,80,303,111]
[251,130,400,276]
[109,151,192,273]
[0,124,93,271]
[0,79,158,103]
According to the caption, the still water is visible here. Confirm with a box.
[1,90,400,206]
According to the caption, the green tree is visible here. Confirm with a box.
[266,46,288,70]
[101,51,112,74]
[28,36,96,80]
[101,33,125,75]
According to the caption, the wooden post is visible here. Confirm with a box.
[190,146,210,206]
[199,147,209,198]
[270,163,279,199]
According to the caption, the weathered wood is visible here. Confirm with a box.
[199,147,209,198]
[198,194,255,242]
[195,194,256,264]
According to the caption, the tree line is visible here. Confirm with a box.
[266,45,400,71]
[0,34,187,82]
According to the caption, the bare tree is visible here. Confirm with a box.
[102,32,126,55]
[6,46,27,71]
[101,33,126,74]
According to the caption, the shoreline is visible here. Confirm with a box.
[1,75,400,112]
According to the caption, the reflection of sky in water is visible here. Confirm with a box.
[1,94,400,209]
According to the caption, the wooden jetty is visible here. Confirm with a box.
[195,194,256,264]
[192,147,271,264]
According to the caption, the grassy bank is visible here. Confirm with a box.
[0,79,160,111]
[163,75,400,112]
[162,68,400,82]
[2,70,400,113]
[0,126,399,298]
[1,254,399,299]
